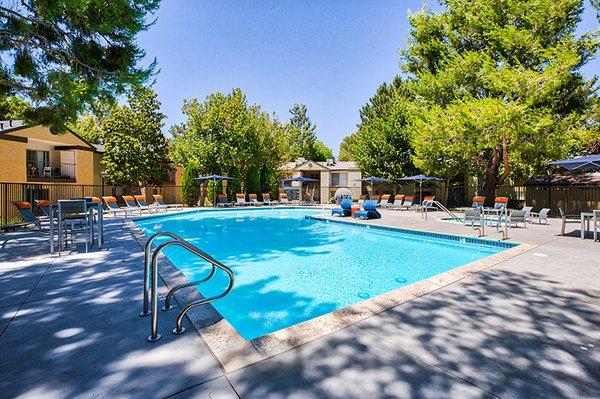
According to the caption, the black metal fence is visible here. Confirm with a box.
[1,182,183,225]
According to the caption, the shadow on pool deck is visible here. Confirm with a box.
[0,215,599,398]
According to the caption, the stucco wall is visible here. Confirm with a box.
[0,139,26,183]
[75,150,95,185]
[10,125,90,146]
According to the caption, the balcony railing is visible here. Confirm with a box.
[26,162,77,180]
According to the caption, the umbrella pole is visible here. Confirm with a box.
[213,178,216,207]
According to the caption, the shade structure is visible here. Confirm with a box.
[281,176,319,203]
[548,154,600,171]
[398,174,444,204]
[193,175,236,206]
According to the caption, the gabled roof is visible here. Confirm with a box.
[525,172,600,186]
[283,160,360,171]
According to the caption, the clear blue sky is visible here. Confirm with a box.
[138,0,599,154]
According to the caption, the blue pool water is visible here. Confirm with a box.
[135,208,512,340]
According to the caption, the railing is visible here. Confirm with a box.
[26,162,76,180]
[0,183,183,225]
[141,232,234,342]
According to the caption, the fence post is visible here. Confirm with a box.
[2,183,6,225]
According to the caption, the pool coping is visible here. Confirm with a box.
[126,211,536,373]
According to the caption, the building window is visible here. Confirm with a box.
[331,172,347,186]
[26,150,49,177]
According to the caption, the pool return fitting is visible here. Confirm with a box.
[141,232,234,342]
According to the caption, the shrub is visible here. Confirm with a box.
[180,162,201,206]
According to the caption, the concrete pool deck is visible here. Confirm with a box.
[0,208,599,398]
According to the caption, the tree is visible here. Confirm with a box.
[340,77,417,178]
[313,140,334,161]
[288,103,317,160]
[101,87,170,186]
[0,1,158,131]
[404,0,599,203]
[180,162,201,207]
[170,88,290,195]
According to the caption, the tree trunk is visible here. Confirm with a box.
[480,137,511,207]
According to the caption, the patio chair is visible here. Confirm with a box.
[472,196,485,208]
[248,193,263,206]
[391,194,405,210]
[216,194,232,207]
[464,208,482,227]
[354,199,381,220]
[332,198,352,217]
[102,196,131,217]
[235,193,251,206]
[559,208,580,236]
[399,195,414,210]
[152,194,184,211]
[521,206,533,221]
[134,195,162,213]
[34,199,53,217]
[416,196,437,212]
[378,194,391,208]
[122,195,149,214]
[262,193,278,205]
[594,210,600,242]
[57,199,92,253]
[529,208,550,225]
[11,201,42,229]
[357,194,368,205]
[279,193,289,204]
[509,210,527,228]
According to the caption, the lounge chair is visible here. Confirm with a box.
[134,195,163,213]
[378,194,391,208]
[559,208,580,236]
[357,194,368,206]
[122,195,150,214]
[216,194,232,207]
[391,194,405,210]
[399,195,414,210]
[529,208,550,225]
[493,197,509,212]
[415,195,436,211]
[464,208,482,227]
[472,196,485,208]
[521,206,533,221]
[34,199,53,217]
[152,194,184,211]
[102,196,131,217]
[248,193,263,206]
[235,193,251,206]
[262,193,278,205]
[11,201,42,229]
[509,210,527,227]
[354,199,381,220]
[279,193,289,204]
[332,198,352,217]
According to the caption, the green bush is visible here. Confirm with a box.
[180,162,201,206]
[226,168,241,199]
[246,166,261,195]
[260,165,279,199]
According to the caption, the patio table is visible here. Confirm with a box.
[580,212,595,239]
[49,201,103,254]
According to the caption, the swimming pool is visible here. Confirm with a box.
[135,207,514,340]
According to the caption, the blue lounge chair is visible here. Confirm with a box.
[354,200,381,220]
[11,201,42,229]
[332,198,353,217]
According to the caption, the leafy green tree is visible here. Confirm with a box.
[313,140,334,161]
[181,162,201,206]
[404,0,599,203]
[341,77,417,178]
[0,96,30,120]
[0,1,158,131]
[101,87,170,186]
[170,88,289,194]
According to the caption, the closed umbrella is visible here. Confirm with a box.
[398,174,444,205]
[193,175,236,206]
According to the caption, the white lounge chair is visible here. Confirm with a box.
[379,194,391,208]
[399,196,414,210]
[529,208,550,224]
[248,193,263,206]
[391,194,405,210]
[152,194,184,211]
[594,210,600,242]
[521,206,533,221]
[509,210,527,227]
[235,193,251,206]
[279,193,289,204]
[102,196,131,217]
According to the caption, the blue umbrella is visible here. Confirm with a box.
[193,175,236,206]
[549,154,600,171]
[356,176,391,184]
[398,174,444,204]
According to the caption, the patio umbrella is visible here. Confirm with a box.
[193,175,236,206]
[398,174,444,204]
[281,176,319,202]
[548,154,600,171]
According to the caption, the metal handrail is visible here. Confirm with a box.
[140,232,183,316]
[162,266,216,311]
[423,200,460,221]
[144,233,234,342]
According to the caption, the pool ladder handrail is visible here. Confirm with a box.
[423,200,461,221]
[141,232,234,342]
